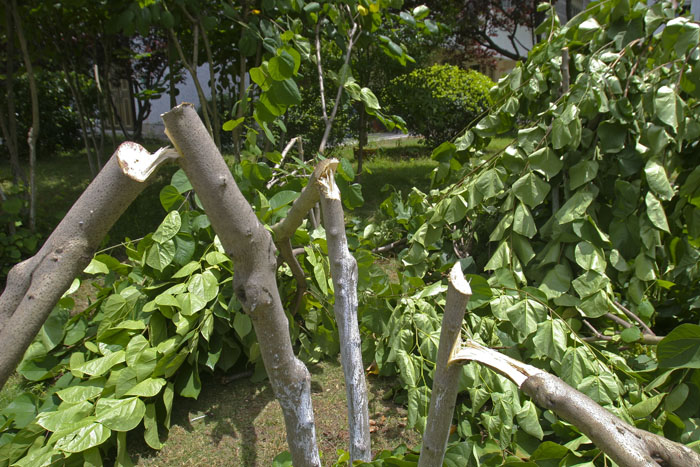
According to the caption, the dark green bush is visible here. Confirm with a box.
[8,71,86,158]
[382,64,494,146]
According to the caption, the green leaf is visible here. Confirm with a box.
[272,451,293,467]
[513,203,537,238]
[396,350,417,386]
[569,160,598,191]
[144,403,163,450]
[268,50,296,81]
[579,373,618,406]
[629,394,665,419]
[513,173,550,208]
[222,117,244,132]
[159,185,184,212]
[233,313,253,339]
[644,160,674,201]
[574,241,606,273]
[153,211,182,243]
[171,169,192,194]
[654,85,678,129]
[54,418,111,453]
[172,261,200,279]
[124,378,167,397]
[598,121,626,153]
[533,319,568,361]
[269,190,300,211]
[578,290,610,318]
[74,351,126,377]
[84,258,109,275]
[187,271,219,302]
[658,324,700,369]
[269,78,302,106]
[539,264,571,299]
[360,87,381,110]
[95,397,146,431]
[57,382,104,403]
[665,383,689,412]
[475,169,504,200]
[146,240,176,271]
[516,401,543,440]
[645,192,670,232]
[506,299,546,337]
[555,189,596,224]
[37,401,93,432]
[620,326,642,343]
[528,147,562,179]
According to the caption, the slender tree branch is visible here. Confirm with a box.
[614,301,655,336]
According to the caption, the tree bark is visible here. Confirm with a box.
[317,160,371,463]
[0,143,175,389]
[11,0,38,231]
[161,103,321,467]
[418,263,472,467]
[450,341,700,467]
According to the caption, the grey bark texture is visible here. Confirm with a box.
[0,143,173,389]
[418,263,472,467]
[450,340,700,467]
[161,103,321,467]
[522,374,700,467]
[317,160,371,463]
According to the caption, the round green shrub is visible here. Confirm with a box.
[383,64,494,146]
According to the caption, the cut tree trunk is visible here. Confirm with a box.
[161,103,321,467]
[450,340,700,467]
[318,160,371,463]
[418,263,472,467]
[0,143,176,389]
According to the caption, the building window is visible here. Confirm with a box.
[502,0,513,10]
[113,79,134,130]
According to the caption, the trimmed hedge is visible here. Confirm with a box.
[383,64,494,146]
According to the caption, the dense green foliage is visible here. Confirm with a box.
[383,64,494,146]
[3,0,700,466]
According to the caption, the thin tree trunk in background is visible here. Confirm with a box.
[162,103,321,467]
[0,143,176,389]
[357,107,367,175]
[168,35,177,109]
[11,0,38,232]
[197,16,221,150]
[318,160,371,463]
[168,27,216,143]
[62,65,97,177]
[2,3,23,185]
[566,0,574,20]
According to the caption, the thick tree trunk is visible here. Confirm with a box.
[418,263,472,467]
[161,103,321,467]
[317,160,371,462]
[0,143,175,389]
[450,341,700,467]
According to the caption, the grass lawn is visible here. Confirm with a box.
[131,359,420,466]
